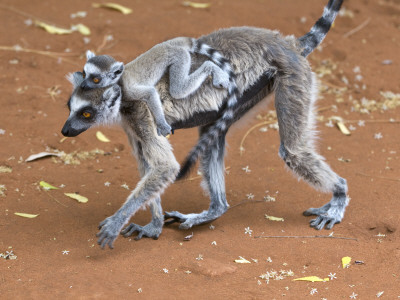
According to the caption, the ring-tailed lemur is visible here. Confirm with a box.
[62,0,348,250]
[78,39,234,137]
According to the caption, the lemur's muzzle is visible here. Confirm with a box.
[80,81,90,90]
[61,119,88,137]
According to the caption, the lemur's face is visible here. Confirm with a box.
[80,51,124,90]
[81,66,103,90]
[61,72,122,137]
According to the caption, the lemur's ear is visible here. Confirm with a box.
[66,72,84,88]
[108,61,124,81]
[102,85,121,108]
[86,50,96,61]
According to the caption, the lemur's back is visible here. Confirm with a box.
[122,37,193,86]
[145,27,305,128]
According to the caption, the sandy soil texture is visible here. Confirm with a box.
[0,0,399,299]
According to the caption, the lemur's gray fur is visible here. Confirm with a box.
[79,39,233,137]
[62,0,347,250]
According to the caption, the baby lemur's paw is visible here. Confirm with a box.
[156,122,172,137]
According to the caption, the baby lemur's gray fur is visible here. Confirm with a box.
[62,0,348,249]
[80,39,233,137]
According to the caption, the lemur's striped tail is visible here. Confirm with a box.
[298,0,343,57]
[176,41,239,180]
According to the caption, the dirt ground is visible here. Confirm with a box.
[0,0,399,299]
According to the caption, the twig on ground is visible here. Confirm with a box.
[44,190,68,207]
[96,35,118,54]
[0,46,80,65]
[254,235,358,241]
[356,172,400,182]
[343,18,371,38]
[0,46,78,57]
[344,119,400,124]
[229,199,266,209]
[239,120,277,155]
[0,4,53,25]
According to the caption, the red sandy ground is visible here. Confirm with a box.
[0,0,399,299]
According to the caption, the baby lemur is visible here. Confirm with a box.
[62,0,348,250]
[80,39,234,137]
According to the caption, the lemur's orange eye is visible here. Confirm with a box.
[82,112,91,118]
[93,77,100,83]
[82,71,86,79]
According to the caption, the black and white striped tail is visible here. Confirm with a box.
[298,0,343,57]
[190,39,236,79]
[176,41,239,180]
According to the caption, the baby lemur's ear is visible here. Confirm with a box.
[86,50,96,61]
[66,71,84,88]
[108,61,124,81]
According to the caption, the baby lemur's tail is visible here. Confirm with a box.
[176,41,239,180]
[298,0,343,57]
[177,0,343,180]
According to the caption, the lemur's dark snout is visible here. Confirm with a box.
[61,121,85,137]
[80,80,90,90]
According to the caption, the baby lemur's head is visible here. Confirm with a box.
[61,72,122,137]
[81,50,124,90]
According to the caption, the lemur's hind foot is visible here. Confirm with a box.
[303,178,349,230]
[121,221,162,240]
[164,208,227,230]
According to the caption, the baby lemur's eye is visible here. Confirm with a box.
[82,71,86,79]
[93,77,100,83]
[82,112,91,118]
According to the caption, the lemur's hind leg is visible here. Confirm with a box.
[168,49,230,99]
[275,72,349,230]
[165,126,229,229]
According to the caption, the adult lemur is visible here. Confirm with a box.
[76,39,234,137]
[62,0,348,249]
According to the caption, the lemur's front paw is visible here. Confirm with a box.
[156,122,172,137]
[97,215,124,249]
[121,222,162,240]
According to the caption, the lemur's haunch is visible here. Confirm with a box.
[62,0,348,250]
[77,39,233,137]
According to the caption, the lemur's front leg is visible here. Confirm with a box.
[165,126,229,229]
[127,86,172,137]
[97,130,179,249]
[120,138,164,240]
